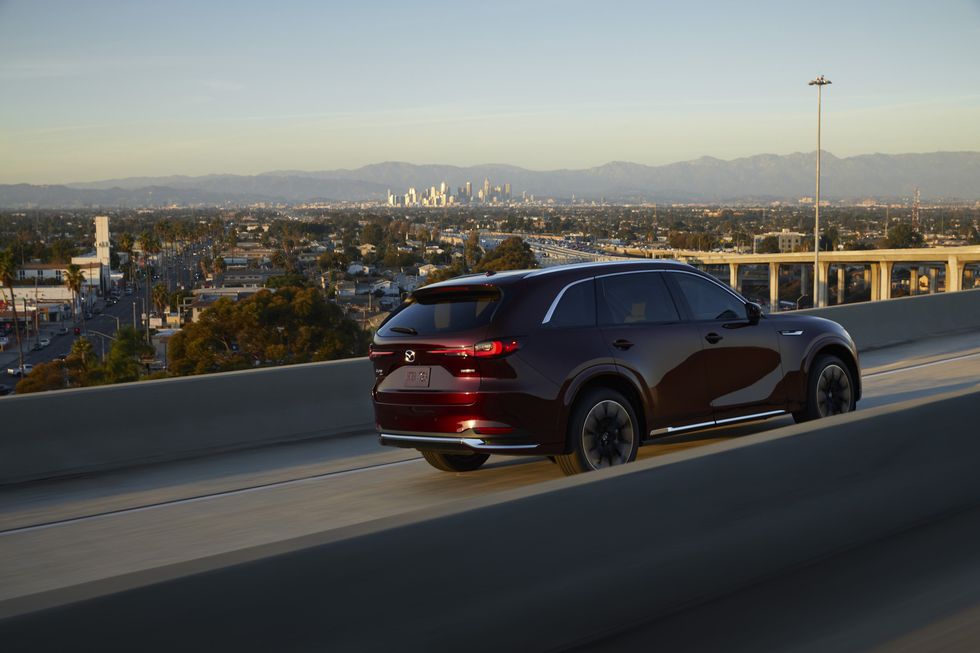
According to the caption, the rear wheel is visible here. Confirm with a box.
[793,354,856,423]
[557,388,639,476]
[420,450,490,473]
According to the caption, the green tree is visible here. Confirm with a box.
[756,235,781,254]
[266,273,309,288]
[15,360,68,394]
[104,326,153,383]
[474,237,538,273]
[167,286,369,376]
[152,283,170,314]
[465,230,483,268]
[361,223,384,246]
[0,248,25,373]
[64,263,86,330]
[884,223,925,249]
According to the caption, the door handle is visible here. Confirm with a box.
[612,339,634,350]
[705,332,723,344]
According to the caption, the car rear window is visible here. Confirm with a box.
[379,287,501,336]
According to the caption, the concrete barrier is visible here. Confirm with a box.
[0,357,374,484]
[1,287,978,485]
[799,286,980,350]
[2,384,979,650]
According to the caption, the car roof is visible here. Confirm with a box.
[418,259,697,292]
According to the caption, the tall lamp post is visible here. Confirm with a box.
[808,74,831,307]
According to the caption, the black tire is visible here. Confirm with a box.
[793,354,856,423]
[420,449,490,473]
[557,387,640,476]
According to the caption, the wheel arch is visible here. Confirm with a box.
[807,341,862,402]
[561,370,647,453]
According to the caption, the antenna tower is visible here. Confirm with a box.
[912,188,921,230]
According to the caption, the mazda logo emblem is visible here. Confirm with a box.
[404,350,416,363]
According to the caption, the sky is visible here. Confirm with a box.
[1,0,979,183]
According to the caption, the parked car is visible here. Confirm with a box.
[39,337,51,347]
[0,383,12,396]
[6,363,33,377]
[372,261,861,476]
[56,326,69,335]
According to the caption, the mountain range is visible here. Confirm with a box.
[2,151,978,208]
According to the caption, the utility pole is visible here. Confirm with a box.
[808,74,831,307]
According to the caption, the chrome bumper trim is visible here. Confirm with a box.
[379,433,539,451]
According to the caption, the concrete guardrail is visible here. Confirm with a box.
[2,383,979,650]
[0,287,978,484]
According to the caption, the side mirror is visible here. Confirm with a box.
[745,302,762,325]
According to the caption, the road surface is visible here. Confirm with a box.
[0,330,978,622]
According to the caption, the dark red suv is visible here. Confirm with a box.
[372,260,860,475]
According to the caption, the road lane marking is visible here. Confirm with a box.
[862,351,980,379]
[0,456,422,537]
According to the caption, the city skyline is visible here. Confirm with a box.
[2,0,979,184]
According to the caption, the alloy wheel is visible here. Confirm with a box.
[582,400,635,469]
[816,364,852,417]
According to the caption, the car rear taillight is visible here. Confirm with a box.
[369,345,395,360]
[429,339,520,358]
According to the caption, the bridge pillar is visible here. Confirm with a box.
[869,264,880,301]
[816,262,830,308]
[929,267,939,294]
[947,256,964,292]
[879,261,893,300]
[729,263,741,292]
[768,262,779,312]
[800,265,809,303]
[836,265,846,304]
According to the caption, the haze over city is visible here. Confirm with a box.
[2,0,979,184]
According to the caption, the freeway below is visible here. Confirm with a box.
[1,331,979,643]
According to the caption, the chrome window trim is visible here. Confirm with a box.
[525,259,669,279]
[541,277,594,324]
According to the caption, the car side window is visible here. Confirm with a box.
[598,272,679,326]
[672,273,746,321]
[546,279,596,328]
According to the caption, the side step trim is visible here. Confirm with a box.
[648,410,786,438]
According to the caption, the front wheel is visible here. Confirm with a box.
[420,450,490,473]
[793,355,856,423]
[557,388,639,476]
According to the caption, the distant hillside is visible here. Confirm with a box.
[2,151,978,207]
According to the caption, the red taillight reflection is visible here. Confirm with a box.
[430,339,520,358]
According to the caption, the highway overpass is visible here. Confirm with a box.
[620,244,980,309]
[1,289,979,650]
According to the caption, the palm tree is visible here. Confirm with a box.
[64,263,86,333]
[152,283,170,316]
[0,248,25,373]
[117,232,135,284]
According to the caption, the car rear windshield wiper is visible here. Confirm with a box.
[389,326,417,335]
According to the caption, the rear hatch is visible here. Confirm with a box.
[371,284,509,404]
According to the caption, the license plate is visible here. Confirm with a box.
[403,366,431,388]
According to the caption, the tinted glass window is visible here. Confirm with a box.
[546,279,595,328]
[379,289,499,336]
[672,273,746,321]
[598,272,679,326]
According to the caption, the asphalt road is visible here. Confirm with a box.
[1,293,140,374]
[0,330,978,622]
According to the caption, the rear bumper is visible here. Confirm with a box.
[379,430,542,455]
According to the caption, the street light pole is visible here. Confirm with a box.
[808,74,831,307]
